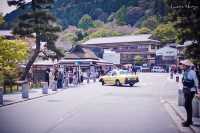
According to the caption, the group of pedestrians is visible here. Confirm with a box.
[44,66,99,90]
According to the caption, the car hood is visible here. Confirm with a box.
[100,74,138,78]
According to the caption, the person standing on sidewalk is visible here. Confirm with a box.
[180,59,199,127]
[57,68,64,88]
[49,68,54,89]
[53,67,59,90]
[45,68,50,86]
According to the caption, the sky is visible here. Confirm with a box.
[0,0,16,15]
[0,0,31,16]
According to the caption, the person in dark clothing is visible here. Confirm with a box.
[132,66,136,74]
[57,69,64,88]
[180,60,199,127]
[196,69,200,82]
[45,68,50,86]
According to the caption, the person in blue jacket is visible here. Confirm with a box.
[180,59,199,127]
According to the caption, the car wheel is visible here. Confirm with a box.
[115,80,121,86]
[101,80,105,85]
[129,83,134,87]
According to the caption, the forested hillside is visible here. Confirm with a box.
[4,0,168,29]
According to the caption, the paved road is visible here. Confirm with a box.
[0,73,180,133]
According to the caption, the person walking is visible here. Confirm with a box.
[86,69,90,84]
[45,68,50,86]
[53,67,58,91]
[180,59,199,127]
[68,70,73,85]
[132,65,136,75]
[57,68,64,88]
[64,69,69,87]
[73,71,78,86]
[80,71,84,83]
[48,68,54,89]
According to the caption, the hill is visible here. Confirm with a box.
[4,0,168,29]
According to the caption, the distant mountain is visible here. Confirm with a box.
[4,0,168,29]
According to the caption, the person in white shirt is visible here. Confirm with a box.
[180,59,199,127]
[64,70,69,87]
[48,68,54,89]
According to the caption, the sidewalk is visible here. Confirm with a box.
[0,87,65,107]
[165,74,200,133]
[0,79,98,107]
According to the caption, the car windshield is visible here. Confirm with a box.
[107,70,129,76]
[107,72,113,76]
[119,70,129,75]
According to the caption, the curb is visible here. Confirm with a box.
[0,89,66,108]
[165,100,200,133]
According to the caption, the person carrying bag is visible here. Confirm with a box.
[180,59,199,127]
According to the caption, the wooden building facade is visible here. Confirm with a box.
[82,34,160,66]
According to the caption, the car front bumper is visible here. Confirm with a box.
[125,78,139,84]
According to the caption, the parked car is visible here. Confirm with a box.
[141,66,151,72]
[134,66,142,72]
[99,69,139,86]
[151,66,166,72]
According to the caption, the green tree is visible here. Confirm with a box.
[88,28,123,39]
[185,44,200,66]
[141,16,159,30]
[134,27,151,34]
[93,20,104,28]
[152,22,176,44]
[63,28,87,44]
[78,14,94,30]
[107,13,115,22]
[0,13,4,26]
[0,37,28,86]
[167,0,200,66]
[126,6,144,26]
[134,55,143,65]
[115,5,127,25]
[8,0,62,80]
[152,0,168,17]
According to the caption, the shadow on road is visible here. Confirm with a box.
[104,85,140,88]
[47,99,62,103]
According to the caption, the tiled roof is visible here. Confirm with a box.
[64,46,99,60]
[0,30,13,37]
[82,34,160,45]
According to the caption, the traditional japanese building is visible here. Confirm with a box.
[156,46,178,67]
[59,45,112,70]
[82,34,160,65]
[0,30,15,39]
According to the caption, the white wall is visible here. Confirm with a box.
[103,50,120,64]
[156,47,177,57]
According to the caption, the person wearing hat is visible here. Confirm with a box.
[180,59,199,127]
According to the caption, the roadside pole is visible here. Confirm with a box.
[0,87,3,105]
[41,82,48,94]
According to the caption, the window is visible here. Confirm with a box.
[119,70,128,75]
[150,54,155,58]
[151,45,155,49]
[130,46,137,49]
[143,55,147,58]
[128,54,132,59]
[138,45,148,48]
[112,71,117,76]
